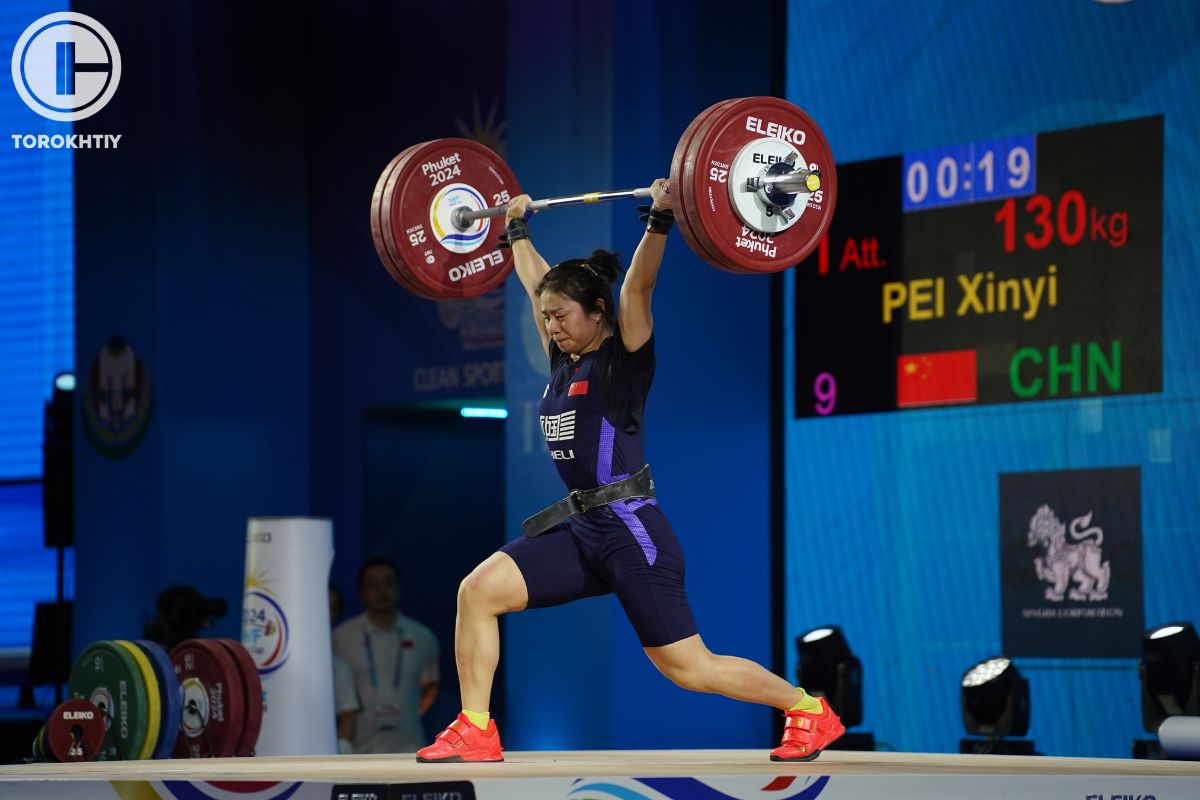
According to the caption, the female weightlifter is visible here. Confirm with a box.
[416,179,843,763]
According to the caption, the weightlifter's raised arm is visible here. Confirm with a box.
[503,194,553,356]
[619,178,673,353]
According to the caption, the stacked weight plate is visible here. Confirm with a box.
[32,699,105,762]
[669,98,744,272]
[134,639,183,758]
[170,638,264,757]
[372,138,522,299]
[60,637,262,760]
[670,96,838,274]
[67,639,182,761]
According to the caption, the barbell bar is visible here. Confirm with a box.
[449,164,820,232]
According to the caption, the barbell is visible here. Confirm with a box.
[369,96,837,299]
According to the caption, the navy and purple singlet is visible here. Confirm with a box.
[500,326,697,647]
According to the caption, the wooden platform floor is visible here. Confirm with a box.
[3,749,1198,781]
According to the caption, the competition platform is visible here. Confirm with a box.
[2,749,1199,800]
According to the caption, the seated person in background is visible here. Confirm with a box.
[143,585,227,650]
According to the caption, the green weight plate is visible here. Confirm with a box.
[68,640,152,761]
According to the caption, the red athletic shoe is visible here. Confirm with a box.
[770,697,845,762]
[416,713,504,763]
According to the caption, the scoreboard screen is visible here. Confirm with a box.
[794,116,1162,418]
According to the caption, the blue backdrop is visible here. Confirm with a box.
[502,0,778,749]
[782,0,1200,757]
[0,0,75,662]
[65,0,778,751]
[49,0,1200,759]
[69,0,510,649]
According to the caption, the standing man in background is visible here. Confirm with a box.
[333,558,439,753]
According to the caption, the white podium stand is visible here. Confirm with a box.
[241,516,336,755]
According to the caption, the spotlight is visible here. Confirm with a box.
[959,656,1034,755]
[793,626,874,750]
[1139,621,1200,733]
[796,625,862,728]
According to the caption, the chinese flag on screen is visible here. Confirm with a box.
[896,350,978,408]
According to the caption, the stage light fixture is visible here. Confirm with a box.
[960,656,1030,740]
[795,625,862,728]
[460,407,507,419]
[1139,621,1200,733]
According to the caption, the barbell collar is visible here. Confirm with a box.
[453,187,655,231]
[744,169,821,194]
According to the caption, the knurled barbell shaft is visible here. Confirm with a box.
[452,187,654,231]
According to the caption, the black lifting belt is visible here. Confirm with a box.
[522,464,656,537]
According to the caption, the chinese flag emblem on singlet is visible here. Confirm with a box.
[568,381,589,397]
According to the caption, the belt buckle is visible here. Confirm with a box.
[567,488,585,515]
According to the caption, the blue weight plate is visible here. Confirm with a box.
[134,639,182,759]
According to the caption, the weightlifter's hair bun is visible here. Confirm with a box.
[582,249,622,284]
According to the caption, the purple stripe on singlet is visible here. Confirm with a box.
[597,419,617,484]
[598,419,657,565]
[612,502,657,566]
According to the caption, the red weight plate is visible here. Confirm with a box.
[370,150,406,282]
[384,138,520,299]
[676,97,739,272]
[683,97,837,273]
[690,105,825,276]
[693,103,778,275]
[379,141,484,300]
[370,147,423,295]
[371,145,443,300]
[170,639,246,758]
[681,99,776,274]
[45,699,105,762]
[667,99,723,253]
[680,100,758,274]
[379,144,452,300]
[670,99,747,274]
[215,638,263,757]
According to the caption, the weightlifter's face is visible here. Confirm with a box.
[541,292,601,355]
